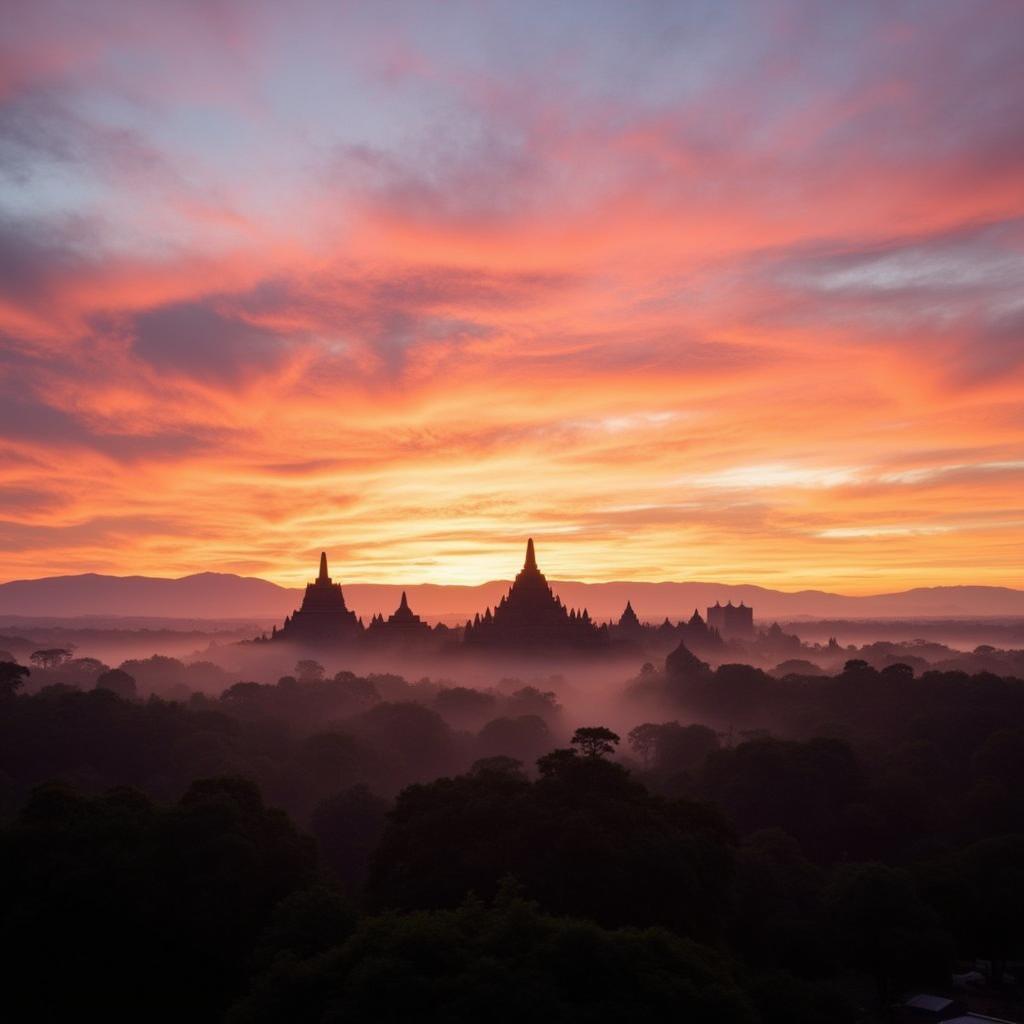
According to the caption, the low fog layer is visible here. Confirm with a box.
[4,617,1024,1022]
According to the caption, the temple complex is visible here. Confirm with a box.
[259,544,751,657]
[271,552,363,644]
[463,539,608,650]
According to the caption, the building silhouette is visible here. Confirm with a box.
[463,538,608,650]
[259,545,748,655]
[612,603,723,653]
[271,552,363,644]
[706,600,754,639]
[366,591,434,646]
[677,608,724,651]
[616,600,644,636]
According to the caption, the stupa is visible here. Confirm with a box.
[366,591,433,645]
[616,600,643,635]
[463,539,607,650]
[271,552,362,644]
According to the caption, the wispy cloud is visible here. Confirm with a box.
[0,0,1022,590]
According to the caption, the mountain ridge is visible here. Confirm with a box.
[1,571,1022,622]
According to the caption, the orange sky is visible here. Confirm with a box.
[1,1,1022,591]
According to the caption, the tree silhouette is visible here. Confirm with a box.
[30,648,72,669]
[295,659,325,682]
[571,726,620,759]
[229,893,754,1023]
[628,723,660,768]
[0,660,29,696]
[95,668,137,698]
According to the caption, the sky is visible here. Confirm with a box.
[0,0,1022,591]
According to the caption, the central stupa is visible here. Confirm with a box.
[463,538,607,650]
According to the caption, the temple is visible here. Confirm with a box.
[366,590,433,646]
[610,601,723,653]
[707,600,754,639]
[463,538,608,650]
[257,544,753,657]
[270,552,363,644]
[617,600,643,635]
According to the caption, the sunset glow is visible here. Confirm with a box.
[1,1,1022,590]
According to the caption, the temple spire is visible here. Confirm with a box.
[399,590,409,610]
[318,551,329,582]
[524,537,537,572]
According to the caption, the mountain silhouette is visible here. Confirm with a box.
[0,572,1022,621]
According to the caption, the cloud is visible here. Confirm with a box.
[130,300,298,382]
[0,0,1022,589]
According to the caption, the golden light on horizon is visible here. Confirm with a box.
[0,3,1021,595]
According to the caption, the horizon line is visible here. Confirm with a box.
[1,568,1022,600]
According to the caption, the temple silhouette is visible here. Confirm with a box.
[610,601,723,654]
[463,539,608,650]
[259,542,754,656]
[707,600,754,638]
[366,591,434,646]
[270,552,363,644]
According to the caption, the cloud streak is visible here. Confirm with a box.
[0,0,1022,591]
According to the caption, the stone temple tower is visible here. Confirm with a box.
[273,551,363,644]
[463,538,607,650]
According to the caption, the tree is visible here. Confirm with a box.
[295,660,325,682]
[0,660,29,696]
[504,686,562,720]
[0,778,315,1022]
[347,701,457,783]
[571,726,620,759]
[628,723,661,768]
[730,829,830,975]
[57,657,108,687]
[937,836,1024,985]
[659,723,720,772]
[432,686,498,727]
[252,887,356,970]
[310,785,390,891]
[367,752,734,941]
[29,648,72,669]
[826,863,952,1006]
[881,662,914,681]
[470,755,526,778]
[702,737,863,861]
[631,721,720,779]
[95,668,137,698]
[535,747,578,778]
[842,659,872,675]
[228,893,756,1024]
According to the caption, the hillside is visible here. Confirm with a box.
[1,573,1023,623]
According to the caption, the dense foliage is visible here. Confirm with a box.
[1,653,1023,1020]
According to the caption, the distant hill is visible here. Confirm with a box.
[0,572,1022,623]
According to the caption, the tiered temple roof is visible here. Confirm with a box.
[463,538,608,650]
[617,600,643,633]
[366,590,433,644]
[271,552,362,644]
